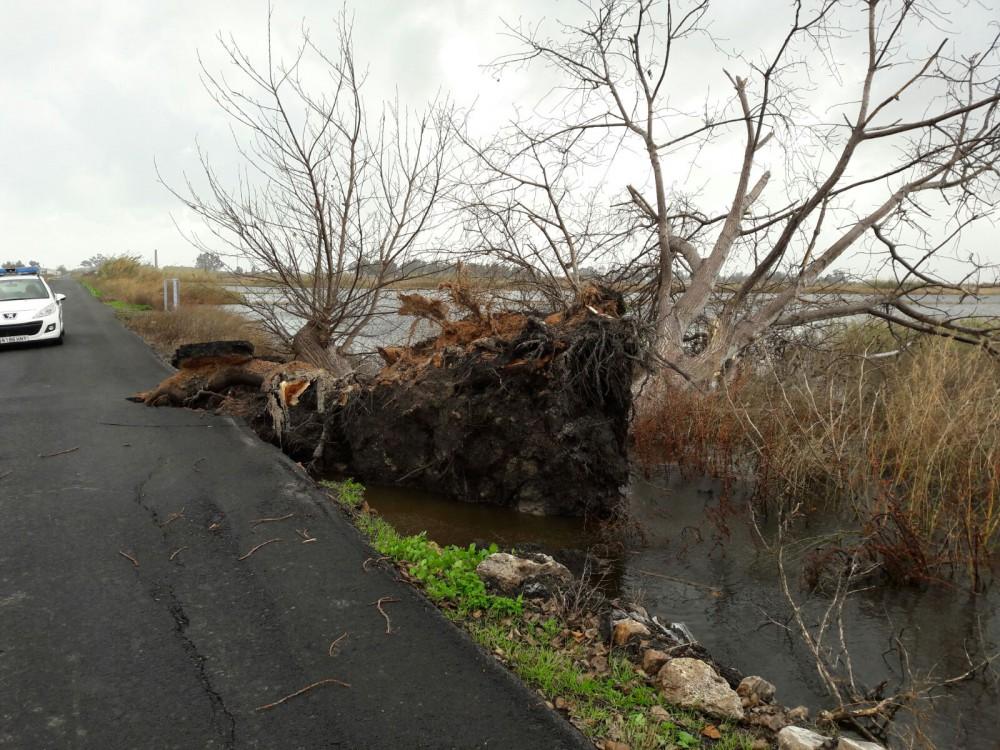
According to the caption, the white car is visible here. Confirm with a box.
[0,268,66,346]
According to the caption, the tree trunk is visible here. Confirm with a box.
[291,320,353,377]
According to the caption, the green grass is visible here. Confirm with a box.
[81,279,152,312]
[321,479,759,750]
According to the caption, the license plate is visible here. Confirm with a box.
[0,336,30,344]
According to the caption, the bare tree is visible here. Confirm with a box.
[474,0,1000,389]
[167,11,454,373]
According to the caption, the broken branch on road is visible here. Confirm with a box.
[328,632,348,657]
[250,512,295,527]
[39,446,79,459]
[255,677,351,712]
[238,538,282,560]
[118,550,139,567]
[372,596,400,634]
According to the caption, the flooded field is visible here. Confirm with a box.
[362,471,999,750]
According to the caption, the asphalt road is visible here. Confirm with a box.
[0,280,587,750]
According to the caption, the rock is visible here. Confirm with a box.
[777,726,832,750]
[746,704,794,732]
[475,552,573,596]
[786,706,809,722]
[602,742,631,750]
[649,705,670,722]
[837,739,885,750]
[520,581,551,599]
[738,675,777,707]
[612,618,651,646]
[641,648,671,675]
[751,740,771,750]
[657,658,744,721]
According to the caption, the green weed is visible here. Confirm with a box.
[320,478,759,750]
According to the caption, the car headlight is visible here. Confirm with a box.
[33,302,57,319]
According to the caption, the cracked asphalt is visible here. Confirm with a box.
[0,280,588,750]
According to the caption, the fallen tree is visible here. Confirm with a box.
[131,291,637,518]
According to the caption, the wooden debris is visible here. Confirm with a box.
[372,596,400,634]
[118,550,139,567]
[328,632,348,657]
[254,678,350,712]
[251,512,295,527]
[39,446,79,459]
[161,509,185,527]
[238,538,282,561]
[169,547,188,561]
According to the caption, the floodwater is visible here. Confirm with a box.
[363,470,1000,750]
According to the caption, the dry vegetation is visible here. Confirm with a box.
[122,307,281,361]
[634,329,1000,589]
[83,255,240,307]
[81,256,280,360]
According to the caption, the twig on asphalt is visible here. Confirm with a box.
[254,678,350,712]
[119,550,139,567]
[296,528,317,543]
[39,446,79,459]
[362,556,391,572]
[161,508,185,527]
[372,597,400,634]
[328,632,349,657]
[250,512,295,527]
[169,547,188,561]
[238,538,282,561]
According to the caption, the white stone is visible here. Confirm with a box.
[657,658,744,720]
[777,726,830,750]
[838,739,885,750]
[475,552,572,594]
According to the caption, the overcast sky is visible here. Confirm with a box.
[1,0,996,274]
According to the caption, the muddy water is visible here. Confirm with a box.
[363,470,1000,750]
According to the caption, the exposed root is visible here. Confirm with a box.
[238,538,282,561]
[254,678,351,712]
[372,596,400,634]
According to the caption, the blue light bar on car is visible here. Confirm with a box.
[1,267,39,275]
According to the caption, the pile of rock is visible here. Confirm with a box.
[475,551,887,750]
[777,726,884,750]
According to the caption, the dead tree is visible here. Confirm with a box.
[471,0,1000,389]
[165,10,454,373]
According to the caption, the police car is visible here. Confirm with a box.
[0,267,66,345]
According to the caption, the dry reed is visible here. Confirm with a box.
[634,330,1000,588]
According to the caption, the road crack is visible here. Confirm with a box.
[154,583,237,748]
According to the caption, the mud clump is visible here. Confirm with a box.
[133,290,637,518]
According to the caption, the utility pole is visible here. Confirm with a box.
[154,249,159,269]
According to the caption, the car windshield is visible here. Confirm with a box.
[0,279,49,301]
